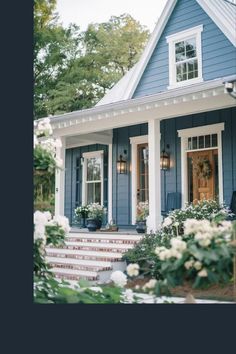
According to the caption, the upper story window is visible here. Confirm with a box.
[166,25,203,89]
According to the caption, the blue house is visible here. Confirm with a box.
[49,0,236,232]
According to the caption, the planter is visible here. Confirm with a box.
[136,220,146,234]
[86,218,97,232]
[86,218,102,232]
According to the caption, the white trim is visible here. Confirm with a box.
[108,144,113,223]
[166,25,203,89]
[197,0,236,47]
[129,135,148,225]
[178,123,225,207]
[178,123,225,138]
[147,119,162,232]
[82,150,104,206]
[54,137,66,216]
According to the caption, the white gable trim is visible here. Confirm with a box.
[197,0,236,47]
[123,0,178,100]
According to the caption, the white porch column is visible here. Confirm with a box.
[55,136,66,216]
[108,143,113,223]
[147,119,162,233]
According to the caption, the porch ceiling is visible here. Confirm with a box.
[65,130,113,148]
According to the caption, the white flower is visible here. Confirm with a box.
[162,217,172,228]
[184,219,212,235]
[198,269,208,277]
[52,215,71,234]
[122,289,134,303]
[194,261,202,270]
[170,237,187,252]
[110,271,127,287]
[198,238,211,247]
[169,249,182,259]
[34,210,48,226]
[44,211,52,221]
[160,248,173,260]
[184,260,194,270]
[34,134,38,148]
[126,263,140,277]
[155,246,167,256]
[89,287,103,293]
[34,224,46,242]
[143,279,157,290]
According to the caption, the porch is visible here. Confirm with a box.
[51,78,236,232]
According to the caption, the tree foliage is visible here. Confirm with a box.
[34,1,150,119]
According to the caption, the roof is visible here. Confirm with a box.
[96,0,236,107]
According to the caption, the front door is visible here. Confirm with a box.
[137,143,149,203]
[187,149,219,203]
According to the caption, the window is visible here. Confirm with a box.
[166,25,203,89]
[82,151,104,205]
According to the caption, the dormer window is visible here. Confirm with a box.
[166,25,203,89]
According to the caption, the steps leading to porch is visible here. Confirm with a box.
[46,231,142,284]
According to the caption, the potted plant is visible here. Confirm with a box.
[86,203,106,232]
[74,205,90,228]
[136,201,149,234]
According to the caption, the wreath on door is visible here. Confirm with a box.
[194,157,212,180]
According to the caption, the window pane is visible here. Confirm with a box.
[199,136,204,149]
[212,134,218,147]
[87,157,101,181]
[176,62,187,82]
[192,137,198,150]
[175,41,185,62]
[87,182,101,204]
[185,38,196,58]
[205,135,211,148]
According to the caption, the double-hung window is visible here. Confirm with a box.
[82,151,104,205]
[166,25,203,89]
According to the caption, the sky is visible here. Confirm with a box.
[56,0,168,32]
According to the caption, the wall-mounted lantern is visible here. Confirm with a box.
[117,150,127,174]
[160,146,170,170]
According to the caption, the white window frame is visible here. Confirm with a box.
[177,123,224,208]
[166,25,203,89]
[130,135,148,225]
[82,150,104,206]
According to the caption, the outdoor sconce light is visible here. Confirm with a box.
[143,147,149,165]
[117,150,127,174]
[223,78,236,99]
[160,145,170,170]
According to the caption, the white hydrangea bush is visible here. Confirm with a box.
[155,219,234,288]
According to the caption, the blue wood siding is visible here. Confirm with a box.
[64,144,108,224]
[160,107,236,213]
[133,0,236,98]
[112,124,148,226]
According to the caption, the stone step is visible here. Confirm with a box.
[46,256,112,271]
[46,248,124,261]
[51,267,99,281]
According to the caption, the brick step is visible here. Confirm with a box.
[46,256,112,272]
[66,233,142,244]
[46,248,123,262]
[51,267,99,281]
[64,241,133,252]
